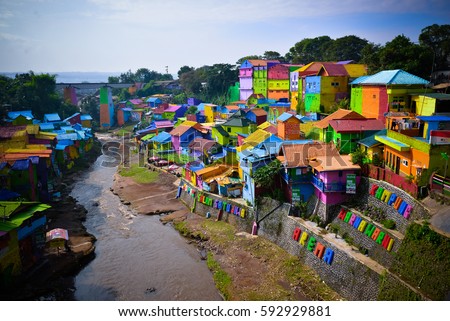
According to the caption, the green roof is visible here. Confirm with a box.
[223,117,254,127]
[213,125,229,137]
[0,202,50,232]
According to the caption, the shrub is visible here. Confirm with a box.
[382,219,396,230]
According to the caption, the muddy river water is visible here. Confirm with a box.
[71,151,222,300]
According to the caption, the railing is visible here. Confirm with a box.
[431,173,450,196]
[311,175,346,192]
[365,164,419,197]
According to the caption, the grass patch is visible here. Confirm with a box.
[201,220,236,245]
[118,163,159,184]
[206,252,232,300]
[388,223,450,300]
[173,221,208,241]
[115,124,137,137]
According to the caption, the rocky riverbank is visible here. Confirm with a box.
[1,142,101,300]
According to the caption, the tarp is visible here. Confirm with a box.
[46,228,69,241]
[11,159,30,171]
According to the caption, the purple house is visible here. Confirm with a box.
[164,104,188,121]
[309,154,361,205]
[169,121,208,154]
[187,97,202,106]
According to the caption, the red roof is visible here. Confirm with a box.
[319,63,349,76]
[188,137,217,152]
[249,108,267,116]
[0,125,27,139]
[315,109,366,129]
[328,119,385,133]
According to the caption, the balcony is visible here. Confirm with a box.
[311,175,346,192]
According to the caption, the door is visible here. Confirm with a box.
[395,156,400,175]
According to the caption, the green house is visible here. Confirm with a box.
[325,118,385,154]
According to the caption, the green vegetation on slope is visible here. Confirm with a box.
[383,223,450,300]
[118,164,159,184]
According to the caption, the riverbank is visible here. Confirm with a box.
[112,155,341,300]
[1,140,101,300]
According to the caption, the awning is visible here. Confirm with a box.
[375,135,410,152]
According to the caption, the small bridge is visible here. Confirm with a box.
[56,83,134,90]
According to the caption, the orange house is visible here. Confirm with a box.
[277,112,302,140]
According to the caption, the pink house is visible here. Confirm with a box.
[309,154,361,205]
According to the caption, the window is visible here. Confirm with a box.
[339,171,343,177]
[227,127,231,133]
[402,159,409,166]
[331,82,340,87]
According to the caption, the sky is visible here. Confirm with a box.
[0,0,449,76]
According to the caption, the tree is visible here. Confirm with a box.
[360,42,382,74]
[80,95,99,122]
[263,51,283,62]
[286,36,333,64]
[236,55,261,65]
[419,24,450,71]
[253,159,282,188]
[323,35,368,62]
[108,76,120,83]
[177,65,194,78]
[185,105,198,115]
[378,35,433,79]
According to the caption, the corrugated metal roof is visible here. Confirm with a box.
[44,113,61,122]
[80,114,93,121]
[188,137,217,151]
[150,131,172,143]
[350,75,370,85]
[343,64,368,78]
[320,63,349,76]
[278,142,339,168]
[39,123,54,131]
[236,129,271,152]
[412,93,450,100]
[351,69,429,85]
[277,112,301,122]
[223,117,254,127]
[358,129,387,147]
[329,118,385,132]
[417,115,450,122]
[309,154,360,172]
[7,110,34,120]
[315,109,366,129]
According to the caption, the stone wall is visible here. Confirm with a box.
[352,177,429,234]
[178,180,255,232]
[332,210,401,268]
[257,198,381,300]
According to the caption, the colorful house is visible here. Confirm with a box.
[6,111,35,126]
[410,93,450,116]
[219,114,256,146]
[239,137,283,205]
[350,69,429,122]
[239,59,279,100]
[99,86,115,128]
[169,121,208,154]
[313,109,366,142]
[149,131,172,153]
[245,107,267,126]
[326,118,385,154]
[43,113,61,123]
[188,137,223,165]
[375,115,450,180]
[163,104,187,121]
[267,102,292,124]
[80,114,93,128]
[203,104,219,123]
[358,129,386,163]
[309,154,361,206]
[147,97,162,108]
[276,112,303,141]
[304,63,350,113]
[276,141,319,203]
[0,201,50,282]
[267,63,289,101]
[246,93,266,106]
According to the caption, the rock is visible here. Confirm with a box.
[145,287,156,294]
[92,202,99,207]
[123,201,131,205]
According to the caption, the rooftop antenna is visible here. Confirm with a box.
[165,66,168,74]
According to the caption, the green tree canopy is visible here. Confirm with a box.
[419,24,450,71]
[253,159,282,188]
[286,36,333,64]
[236,55,261,65]
[323,35,369,62]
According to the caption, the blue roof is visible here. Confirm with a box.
[358,129,387,147]
[11,159,30,171]
[417,116,450,122]
[350,75,370,85]
[0,189,20,201]
[60,126,74,133]
[150,131,172,143]
[39,123,54,131]
[57,133,78,141]
[351,69,429,85]
[147,97,162,103]
[277,112,298,122]
[44,113,61,122]
[55,144,68,150]
[0,162,8,171]
[80,114,93,121]
[7,110,34,120]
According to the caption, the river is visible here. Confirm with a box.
[70,149,222,300]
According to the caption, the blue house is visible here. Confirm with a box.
[238,136,283,206]
[147,97,163,108]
